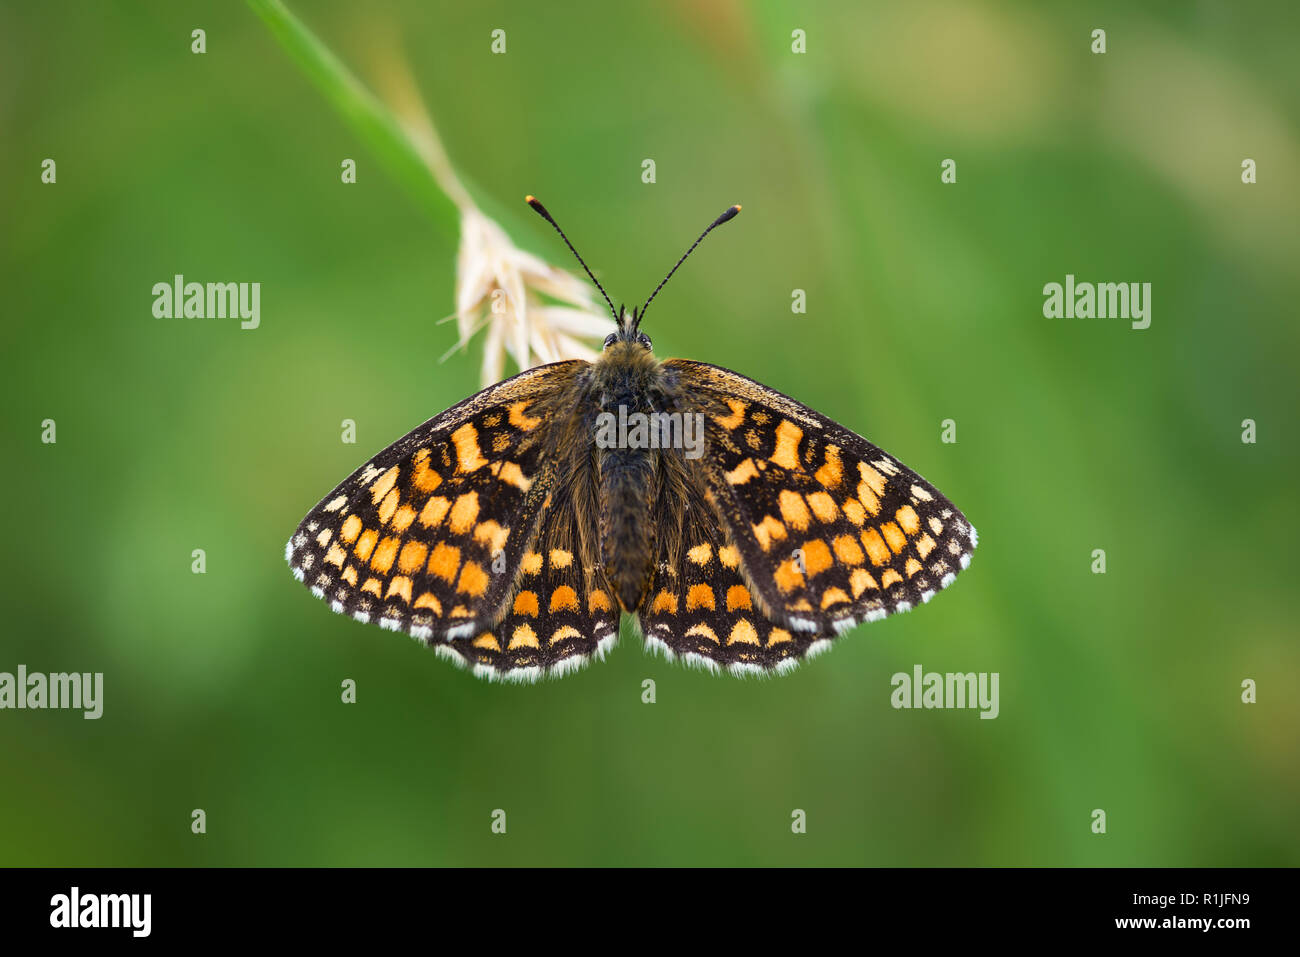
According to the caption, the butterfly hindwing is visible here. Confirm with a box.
[285,360,587,644]
[438,488,621,682]
[662,359,978,640]
[638,479,818,675]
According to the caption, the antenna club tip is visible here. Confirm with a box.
[713,204,742,227]
[732,204,742,212]
[525,195,553,222]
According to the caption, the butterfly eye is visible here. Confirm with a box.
[637,333,653,350]
[603,333,618,349]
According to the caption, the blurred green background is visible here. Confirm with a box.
[2,0,1297,866]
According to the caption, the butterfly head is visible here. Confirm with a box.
[526,196,740,355]
[605,306,653,351]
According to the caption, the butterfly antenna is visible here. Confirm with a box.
[638,204,741,328]
[525,196,619,322]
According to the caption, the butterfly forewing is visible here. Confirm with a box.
[285,360,587,646]
[662,359,977,640]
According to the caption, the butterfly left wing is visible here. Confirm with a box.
[437,487,622,682]
[285,360,586,645]
[660,359,977,642]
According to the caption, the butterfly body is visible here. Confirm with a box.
[589,334,667,610]
[286,203,977,681]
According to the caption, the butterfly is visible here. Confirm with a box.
[286,198,977,682]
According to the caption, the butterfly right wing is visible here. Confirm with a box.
[285,360,587,643]
[637,466,818,676]
[661,359,977,639]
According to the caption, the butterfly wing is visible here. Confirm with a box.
[444,483,621,682]
[658,359,977,649]
[637,464,818,676]
[286,360,589,649]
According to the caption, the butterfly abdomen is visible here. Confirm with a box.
[597,451,656,610]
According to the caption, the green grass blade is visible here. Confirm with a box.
[246,0,460,239]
